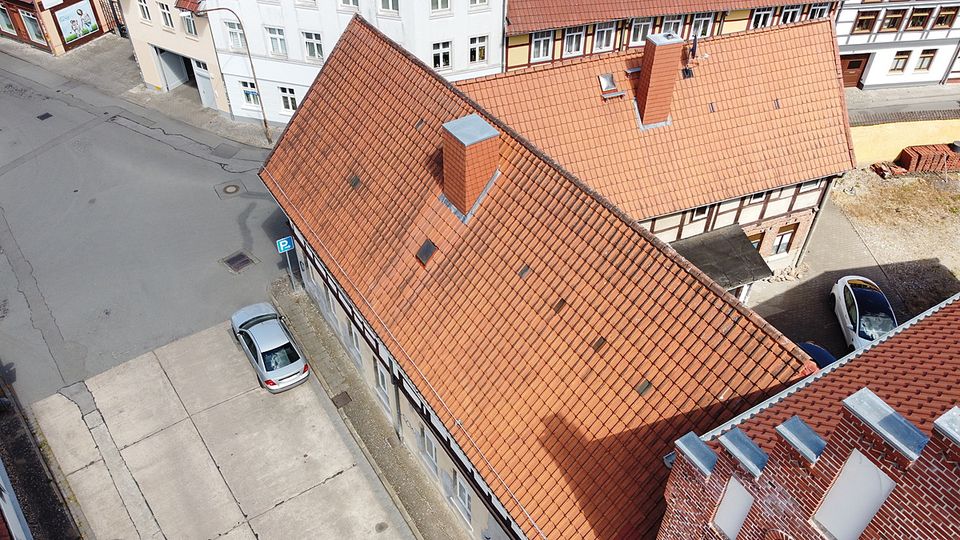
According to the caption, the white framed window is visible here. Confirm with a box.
[375,361,389,404]
[750,8,775,29]
[19,11,45,44]
[279,86,297,112]
[136,0,151,21]
[418,424,439,474]
[225,21,246,50]
[691,13,714,37]
[240,80,259,107]
[339,0,358,7]
[380,0,398,13]
[809,3,830,20]
[749,191,766,204]
[159,3,174,28]
[811,450,895,540]
[453,472,472,522]
[303,31,323,62]
[430,0,449,13]
[182,13,197,36]
[712,477,754,540]
[780,5,802,24]
[799,179,821,192]
[691,206,708,221]
[432,41,451,69]
[773,224,797,255]
[347,323,361,356]
[0,6,15,34]
[469,35,487,64]
[265,26,287,56]
[662,15,683,35]
[593,21,616,53]
[469,0,487,8]
[563,26,585,58]
[531,30,553,61]
[630,17,654,45]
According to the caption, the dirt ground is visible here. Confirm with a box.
[831,168,960,314]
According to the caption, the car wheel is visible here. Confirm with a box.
[828,292,835,306]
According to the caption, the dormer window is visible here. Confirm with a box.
[811,450,895,540]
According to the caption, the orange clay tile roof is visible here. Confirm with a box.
[174,0,202,12]
[707,293,960,453]
[506,1,789,35]
[261,16,816,540]
[459,20,855,220]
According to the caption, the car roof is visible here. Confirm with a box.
[247,319,290,352]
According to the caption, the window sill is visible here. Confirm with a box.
[184,33,199,41]
[161,26,176,33]
[468,6,491,14]
[429,10,452,19]
[530,56,550,63]
[139,18,152,26]
[337,6,359,15]
[562,52,584,59]
[378,10,401,20]
[269,53,289,59]
[767,251,791,262]
[294,2,318,9]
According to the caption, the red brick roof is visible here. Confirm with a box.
[261,16,815,540]
[506,0,785,35]
[712,293,960,453]
[459,20,855,220]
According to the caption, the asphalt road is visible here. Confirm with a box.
[0,51,286,406]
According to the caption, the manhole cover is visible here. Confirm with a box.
[375,522,388,533]
[331,391,352,408]
[37,112,52,120]
[211,143,240,159]
[221,250,257,273]
[214,181,246,200]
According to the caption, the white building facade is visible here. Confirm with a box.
[123,0,505,124]
[835,0,960,87]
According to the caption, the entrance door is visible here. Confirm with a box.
[156,48,189,91]
[840,54,870,88]
[192,59,216,109]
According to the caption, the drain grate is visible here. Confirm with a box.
[331,391,352,408]
[221,250,257,273]
[37,112,52,121]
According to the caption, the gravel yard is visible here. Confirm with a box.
[831,169,960,315]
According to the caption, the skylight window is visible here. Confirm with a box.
[591,336,607,352]
[634,379,653,396]
[518,264,531,278]
[348,174,361,189]
[416,239,436,265]
[552,298,567,313]
[598,73,617,93]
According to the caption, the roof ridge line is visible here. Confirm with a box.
[698,291,960,443]
[342,16,808,370]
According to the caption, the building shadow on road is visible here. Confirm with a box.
[751,259,960,359]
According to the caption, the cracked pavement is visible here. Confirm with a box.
[32,323,414,539]
[0,50,285,406]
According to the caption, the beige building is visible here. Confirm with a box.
[0,0,114,55]
[120,0,229,114]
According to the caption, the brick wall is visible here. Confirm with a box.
[743,208,814,265]
[658,391,960,540]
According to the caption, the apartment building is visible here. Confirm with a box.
[836,0,960,87]
[503,1,836,71]
[0,0,113,54]
[658,292,960,540]
[120,0,503,124]
[260,17,834,540]
[461,20,854,301]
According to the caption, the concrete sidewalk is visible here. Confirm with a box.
[31,323,414,540]
[846,85,960,126]
[0,33,281,148]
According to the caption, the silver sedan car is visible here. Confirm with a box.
[231,303,310,393]
[830,276,898,351]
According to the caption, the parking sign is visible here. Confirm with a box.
[276,236,294,254]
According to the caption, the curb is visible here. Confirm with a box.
[270,285,427,540]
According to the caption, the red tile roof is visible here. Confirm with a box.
[712,293,960,452]
[174,0,202,12]
[506,1,787,35]
[261,16,815,540]
[459,21,855,220]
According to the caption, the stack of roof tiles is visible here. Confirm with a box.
[261,16,817,539]
[897,143,960,173]
[506,0,797,35]
[461,20,855,220]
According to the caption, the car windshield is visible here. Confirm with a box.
[262,343,300,372]
[852,286,896,340]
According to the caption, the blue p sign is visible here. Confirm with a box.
[276,236,294,254]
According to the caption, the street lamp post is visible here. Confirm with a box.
[181,7,272,145]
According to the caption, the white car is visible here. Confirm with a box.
[829,276,898,351]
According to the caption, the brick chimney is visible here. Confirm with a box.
[635,33,684,126]
[442,114,500,215]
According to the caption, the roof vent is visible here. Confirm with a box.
[348,174,361,189]
[415,118,425,131]
[635,33,685,126]
[634,379,654,396]
[591,336,607,352]
[708,102,716,113]
[681,67,694,79]
[518,264,531,278]
[416,239,436,266]
[599,73,617,92]
[773,98,781,110]
[552,298,567,313]
[441,114,500,215]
